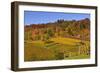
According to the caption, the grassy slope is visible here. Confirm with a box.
[24,37,90,61]
[50,37,81,45]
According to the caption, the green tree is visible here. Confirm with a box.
[80,24,86,30]
[67,28,73,36]
[47,28,54,38]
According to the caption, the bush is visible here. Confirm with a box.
[56,52,64,60]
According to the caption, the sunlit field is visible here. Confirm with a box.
[24,37,90,61]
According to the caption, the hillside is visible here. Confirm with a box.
[25,18,90,41]
[24,18,90,61]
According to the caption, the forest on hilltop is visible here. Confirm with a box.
[24,18,90,41]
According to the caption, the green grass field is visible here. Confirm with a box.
[24,37,90,61]
[65,54,90,60]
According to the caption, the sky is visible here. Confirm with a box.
[24,11,90,25]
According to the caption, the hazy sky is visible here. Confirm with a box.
[24,11,90,25]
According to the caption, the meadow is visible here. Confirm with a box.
[24,37,90,61]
